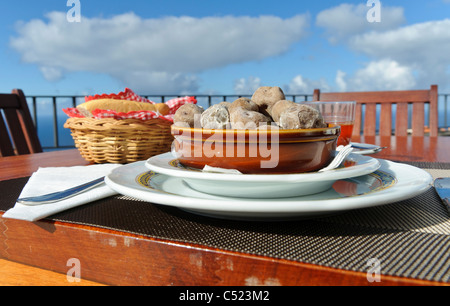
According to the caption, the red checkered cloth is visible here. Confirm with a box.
[165,96,198,115]
[63,107,85,118]
[91,109,172,121]
[63,88,197,122]
[85,88,154,103]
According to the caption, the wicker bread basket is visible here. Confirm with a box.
[64,117,174,164]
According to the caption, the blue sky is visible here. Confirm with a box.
[1,0,450,97]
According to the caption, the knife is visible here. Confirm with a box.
[434,178,450,215]
[16,176,105,206]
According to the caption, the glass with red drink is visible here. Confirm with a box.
[303,101,356,146]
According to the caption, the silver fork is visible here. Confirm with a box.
[319,145,354,172]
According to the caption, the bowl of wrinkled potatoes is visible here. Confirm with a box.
[171,86,340,174]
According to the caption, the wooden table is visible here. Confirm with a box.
[352,135,450,163]
[1,137,450,287]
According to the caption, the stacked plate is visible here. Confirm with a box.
[105,149,433,221]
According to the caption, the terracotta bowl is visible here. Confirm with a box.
[171,125,340,174]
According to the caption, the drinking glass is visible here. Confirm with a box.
[304,101,356,146]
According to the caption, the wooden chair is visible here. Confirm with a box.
[0,89,43,156]
[312,85,438,137]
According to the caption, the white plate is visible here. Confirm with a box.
[144,152,380,198]
[105,160,433,221]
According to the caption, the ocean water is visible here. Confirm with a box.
[37,114,75,149]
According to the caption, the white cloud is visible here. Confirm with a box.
[316,4,450,91]
[285,75,331,94]
[349,19,450,88]
[316,3,405,44]
[286,61,416,94]
[118,71,200,95]
[232,75,333,96]
[39,66,64,82]
[335,70,347,92]
[10,12,309,93]
[340,59,416,91]
[349,19,450,62]
[233,76,262,95]
[283,62,416,94]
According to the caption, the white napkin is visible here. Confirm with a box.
[202,165,243,174]
[3,164,121,222]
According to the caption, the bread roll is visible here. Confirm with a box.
[155,103,170,115]
[77,99,157,116]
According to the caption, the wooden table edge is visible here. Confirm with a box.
[1,212,447,286]
[1,147,449,286]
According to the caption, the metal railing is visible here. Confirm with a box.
[25,93,450,151]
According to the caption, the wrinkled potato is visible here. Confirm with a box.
[217,101,232,109]
[172,86,329,131]
[230,108,272,130]
[270,100,296,123]
[201,104,230,129]
[228,97,259,114]
[173,104,204,128]
[278,104,327,129]
[251,86,286,116]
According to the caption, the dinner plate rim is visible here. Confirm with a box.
[105,160,433,218]
[145,152,381,183]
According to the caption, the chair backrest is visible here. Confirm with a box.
[0,89,43,156]
[312,85,438,137]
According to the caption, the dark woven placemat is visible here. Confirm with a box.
[394,160,450,170]
[1,162,449,283]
